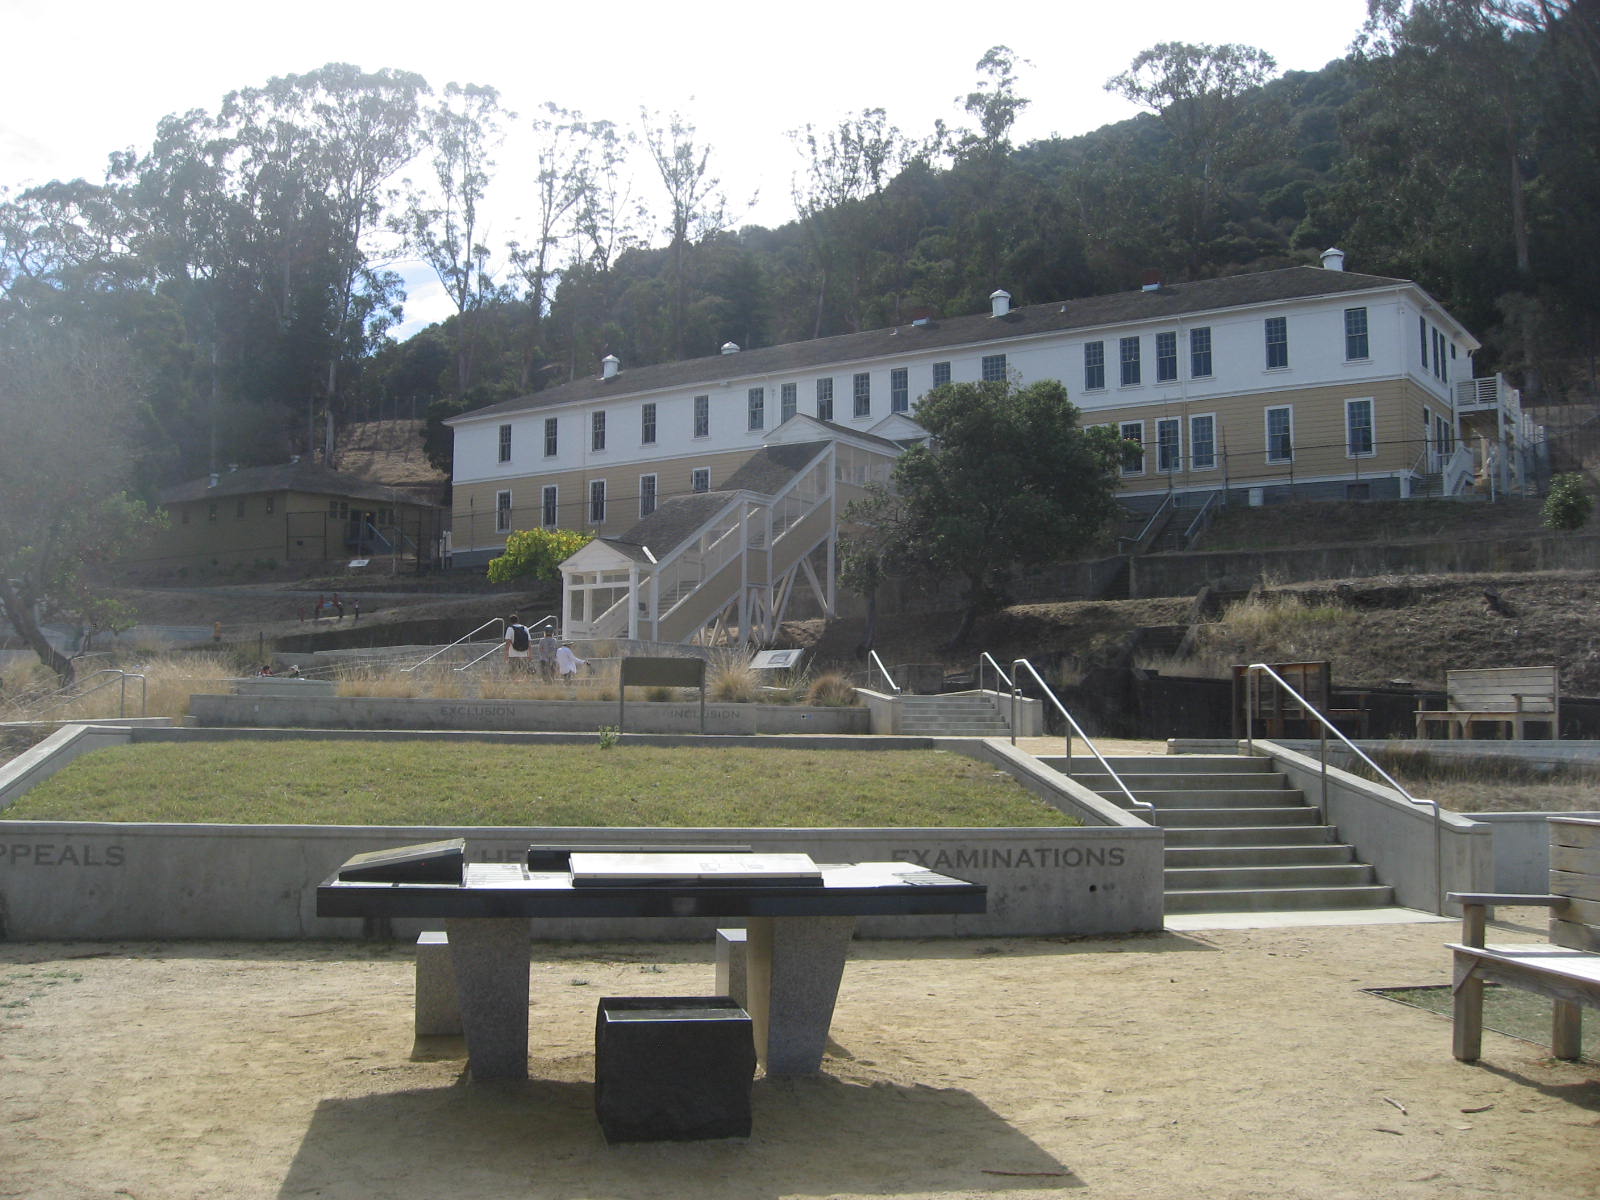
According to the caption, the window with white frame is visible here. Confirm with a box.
[498,423,512,463]
[1190,414,1216,470]
[981,354,1006,382]
[1266,405,1294,463]
[1120,336,1141,386]
[1156,331,1177,382]
[495,490,512,532]
[541,485,557,528]
[588,479,606,523]
[816,378,834,421]
[1157,418,1181,473]
[641,402,657,445]
[639,473,657,517]
[852,372,870,418]
[1084,341,1106,391]
[890,367,909,412]
[932,361,951,387]
[1119,420,1145,476]
[1419,315,1428,364]
[1346,398,1375,457]
[780,382,797,423]
[543,416,558,457]
[1265,317,1289,369]
[747,386,765,430]
[693,394,709,438]
[692,467,710,493]
[1344,307,1369,360]
[1190,326,1213,377]
[591,410,606,451]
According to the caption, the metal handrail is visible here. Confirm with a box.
[451,615,559,671]
[402,617,506,673]
[1009,657,1152,818]
[1116,492,1174,554]
[1243,662,1444,915]
[1180,491,1223,548]
[29,669,149,720]
[867,650,900,695]
[977,651,1012,695]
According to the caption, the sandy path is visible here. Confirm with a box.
[2,915,1597,1200]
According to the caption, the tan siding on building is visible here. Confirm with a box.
[1088,379,1452,494]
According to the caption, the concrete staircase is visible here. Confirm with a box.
[1040,753,1394,914]
[896,692,1012,736]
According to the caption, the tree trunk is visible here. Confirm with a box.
[0,576,75,686]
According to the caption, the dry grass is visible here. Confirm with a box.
[804,671,861,707]
[1353,746,1600,814]
[0,653,239,723]
[707,651,760,702]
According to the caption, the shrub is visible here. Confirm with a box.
[486,528,594,582]
[804,672,860,707]
[708,653,759,702]
[1543,473,1592,532]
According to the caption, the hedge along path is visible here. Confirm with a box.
[5,742,1080,828]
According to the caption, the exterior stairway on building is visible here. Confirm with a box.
[896,692,1013,736]
[1038,753,1394,913]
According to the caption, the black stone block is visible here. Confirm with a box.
[594,996,755,1143]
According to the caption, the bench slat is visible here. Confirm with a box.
[1552,919,1600,953]
[1552,821,1600,852]
[1548,866,1600,904]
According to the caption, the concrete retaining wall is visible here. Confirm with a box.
[1252,740,1494,912]
[1468,810,1600,893]
[0,725,1163,941]
[1129,531,1600,599]
[188,693,870,735]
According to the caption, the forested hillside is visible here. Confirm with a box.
[4,1,1598,497]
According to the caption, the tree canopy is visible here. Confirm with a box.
[845,379,1124,647]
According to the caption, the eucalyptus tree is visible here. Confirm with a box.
[789,108,908,335]
[640,108,729,358]
[1106,41,1283,273]
[399,82,510,401]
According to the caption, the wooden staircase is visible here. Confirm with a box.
[1039,754,1394,914]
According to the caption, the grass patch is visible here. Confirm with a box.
[4,742,1079,828]
[1370,984,1598,1062]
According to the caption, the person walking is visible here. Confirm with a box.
[504,614,533,670]
[537,628,558,681]
[556,641,587,680]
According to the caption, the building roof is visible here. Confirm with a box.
[452,264,1430,424]
[158,462,441,508]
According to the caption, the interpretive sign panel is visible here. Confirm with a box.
[569,851,823,887]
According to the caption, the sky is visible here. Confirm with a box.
[1,0,1372,336]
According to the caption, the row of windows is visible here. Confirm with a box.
[1420,316,1456,383]
[1113,399,1380,476]
[494,468,715,532]
[494,355,1012,462]
[1081,309,1376,394]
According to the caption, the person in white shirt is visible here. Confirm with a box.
[556,642,587,679]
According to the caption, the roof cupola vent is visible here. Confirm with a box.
[720,341,740,355]
[989,289,1011,318]
[1321,247,1346,271]
[601,353,620,379]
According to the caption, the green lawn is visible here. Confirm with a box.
[4,741,1079,828]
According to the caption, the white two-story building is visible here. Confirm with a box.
[448,250,1533,642]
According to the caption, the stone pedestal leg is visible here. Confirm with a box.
[445,917,530,1080]
[744,915,856,1075]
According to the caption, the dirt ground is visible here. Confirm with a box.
[3,912,1597,1200]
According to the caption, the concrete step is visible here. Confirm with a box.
[1096,788,1305,808]
[1165,844,1356,868]
[1078,772,1292,793]
[1164,863,1378,890]
[1163,825,1339,847]
[1155,806,1322,828]
[1058,754,1276,775]
[1163,884,1395,914]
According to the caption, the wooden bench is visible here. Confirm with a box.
[1447,816,1600,1062]
[1415,665,1560,740]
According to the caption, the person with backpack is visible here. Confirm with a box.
[504,614,533,670]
